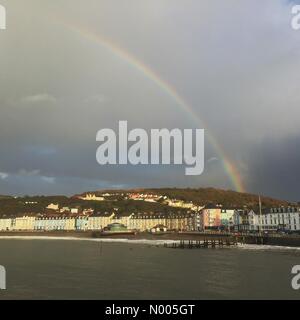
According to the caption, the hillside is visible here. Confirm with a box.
[0,195,189,217]
[0,195,13,200]
[90,187,292,209]
[0,188,293,217]
[151,188,292,209]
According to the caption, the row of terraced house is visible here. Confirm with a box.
[0,212,202,232]
[1,206,299,233]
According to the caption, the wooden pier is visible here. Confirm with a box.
[164,238,238,249]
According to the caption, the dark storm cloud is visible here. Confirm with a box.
[247,135,300,202]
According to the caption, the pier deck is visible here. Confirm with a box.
[164,238,238,249]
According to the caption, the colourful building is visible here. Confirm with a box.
[233,209,251,232]
[75,216,89,231]
[220,209,235,230]
[200,207,221,230]
[34,216,76,231]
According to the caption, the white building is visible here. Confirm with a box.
[70,208,79,214]
[0,218,13,231]
[13,216,36,231]
[79,193,105,201]
[249,207,300,232]
[87,212,115,230]
[46,203,59,211]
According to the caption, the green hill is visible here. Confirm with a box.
[148,188,291,209]
[0,195,13,200]
[90,187,291,210]
[0,188,293,217]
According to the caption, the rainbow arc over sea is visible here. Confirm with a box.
[59,20,245,193]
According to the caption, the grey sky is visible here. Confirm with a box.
[0,0,300,201]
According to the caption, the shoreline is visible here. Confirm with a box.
[1,235,300,251]
[0,230,234,240]
[0,231,300,250]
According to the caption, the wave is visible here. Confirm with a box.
[237,243,300,251]
[1,236,300,251]
[0,236,180,246]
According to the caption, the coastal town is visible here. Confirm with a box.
[0,191,299,235]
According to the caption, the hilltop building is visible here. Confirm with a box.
[79,193,105,201]
[46,203,59,211]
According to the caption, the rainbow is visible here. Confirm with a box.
[59,21,245,193]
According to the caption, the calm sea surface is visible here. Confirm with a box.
[0,238,300,300]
